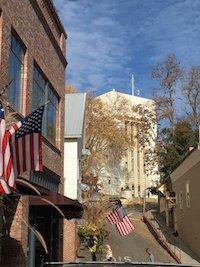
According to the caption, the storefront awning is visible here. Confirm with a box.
[16,178,83,219]
[29,191,83,219]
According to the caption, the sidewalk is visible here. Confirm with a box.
[143,210,200,265]
[76,244,104,262]
[76,244,91,262]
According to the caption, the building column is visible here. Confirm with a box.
[138,148,145,196]
[132,125,139,197]
[27,227,36,267]
[133,146,138,197]
[63,219,77,262]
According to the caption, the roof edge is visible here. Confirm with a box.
[97,90,154,102]
[47,0,67,38]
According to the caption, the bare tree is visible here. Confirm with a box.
[152,53,183,127]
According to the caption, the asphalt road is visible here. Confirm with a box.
[105,208,176,264]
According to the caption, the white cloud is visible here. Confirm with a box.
[54,0,200,96]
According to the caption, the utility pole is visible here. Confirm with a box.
[199,125,200,146]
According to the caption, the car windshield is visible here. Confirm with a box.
[1,1,200,267]
[36,204,200,267]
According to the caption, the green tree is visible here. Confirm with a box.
[182,66,200,131]
[157,120,198,179]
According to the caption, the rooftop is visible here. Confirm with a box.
[64,93,87,138]
[98,89,155,104]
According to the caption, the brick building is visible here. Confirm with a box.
[0,0,82,266]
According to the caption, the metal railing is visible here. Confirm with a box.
[42,261,200,267]
[143,211,181,261]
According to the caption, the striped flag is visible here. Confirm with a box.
[116,215,135,236]
[106,208,121,224]
[0,106,44,195]
[0,107,15,194]
[10,106,44,176]
[106,205,135,236]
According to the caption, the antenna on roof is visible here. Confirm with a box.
[131,74,142,97]
[131,74,135,96]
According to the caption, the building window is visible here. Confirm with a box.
[179,191,183,210]
[185,180,190,208]
[32,64,59,145]
[8,34,25,111]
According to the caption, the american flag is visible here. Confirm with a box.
[0,107,15,194]
[0,106,44,195]
[10,106,44,176]
[116,214,135,236]
[106,205,135,236]
[106,207,122,224]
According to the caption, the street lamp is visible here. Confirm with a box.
[142,188,147,214]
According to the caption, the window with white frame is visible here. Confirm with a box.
[179,191,183,210]
[185,180,190,208]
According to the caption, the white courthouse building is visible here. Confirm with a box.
[98,89,159,199]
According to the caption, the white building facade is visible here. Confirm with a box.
[64,93,87,201]
[98,90,159,199]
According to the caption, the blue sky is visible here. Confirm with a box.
[54,0,200,98]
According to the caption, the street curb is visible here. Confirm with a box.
[142,215,181,264]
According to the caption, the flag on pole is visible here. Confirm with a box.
[106,204,135,236]
[116,215,135,236]
[10,105,44,176]
[106,208,121,225]
[0,107,15,194]
[0,105,44,195]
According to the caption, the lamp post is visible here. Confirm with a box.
[142,189,146,214]
[142,186,149,214]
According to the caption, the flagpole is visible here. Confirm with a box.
[0,80,14,108]
[43,100,50,107]
[0,80,13,97]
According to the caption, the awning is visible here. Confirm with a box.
[16,178,83,219]
[16,178,49,196]
[29,191,83,219]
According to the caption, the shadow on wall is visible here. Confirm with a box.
[1,236,26,267]
[0,196,26,267]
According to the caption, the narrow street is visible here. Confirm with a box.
[105,208,176,263]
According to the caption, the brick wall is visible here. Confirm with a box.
[0,0,66,176]
[0,0,67,265]
[1,196,29,267]
[63,220,77,262]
